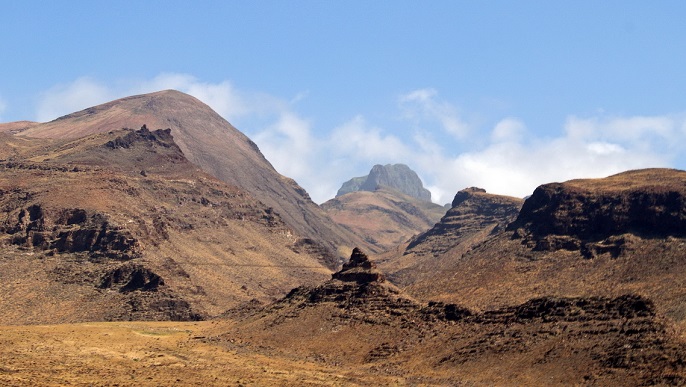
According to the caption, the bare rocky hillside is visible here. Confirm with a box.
[17,90,368,262]
[0,126,333,324]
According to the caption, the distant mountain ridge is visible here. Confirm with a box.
[336,164,432,202]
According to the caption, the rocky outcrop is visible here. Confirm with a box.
[1,204,139,260]
[332,247,385,283]
[509,168,686,257]
[275,248,421,324]
[104,125,177,150]
[274,249,656,326]
[106,291,202,322]
[336,164,432,202]
[405,187,523,256]
[507,294,655,322]
[231,244,686,385]
[99,263,165,292]
[436,294,685,386]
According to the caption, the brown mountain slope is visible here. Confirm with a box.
[218,249,686,385]
[17,90,366,262]
[0,126,332,325]
[321,187,447,253]
[383,169,686,328]
[378,187,522,287]
[0,121,38,134]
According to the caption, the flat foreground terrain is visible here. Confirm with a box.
[0,321,402,386]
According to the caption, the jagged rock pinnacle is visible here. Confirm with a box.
[332,248,385,283]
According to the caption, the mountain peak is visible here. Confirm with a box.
[15,89,368,266]
[336,163,432,202]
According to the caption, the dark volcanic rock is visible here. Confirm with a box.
[104,125,177,150]
[332,247,385,283]
[405,187,523,256]
[276,248,420,323]
[1,204,139,260]
[108,291,202,322]
[438,295,686,386]
[509,168,686,256]
[336,164,432,202]
[99,263,165,292]
[510,294,655,321]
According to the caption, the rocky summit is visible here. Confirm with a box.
[332,247,385,283]
[336,163,432,202]
[277,247,416,322]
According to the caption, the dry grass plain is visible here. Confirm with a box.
[0,320,405,386]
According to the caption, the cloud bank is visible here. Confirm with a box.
[0,95,6,122]
[30,75,684,204]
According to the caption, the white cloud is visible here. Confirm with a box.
[399,88,471,139]
[565,115,675,143]
[252,112,315,180]
[329,116,411,162]
[400,88,436,103]
[491,117,526,143]
[416,114,682,203]
[0,96,6,122]
[440,138,665,200]
[586,142,624,155]
[36,77,114,122]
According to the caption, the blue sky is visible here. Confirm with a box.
[2,1,686,203]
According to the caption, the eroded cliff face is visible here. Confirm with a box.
[509,168,686,258]
[405,187,523,257]
[377,168,686,329]
[2,204,140,260]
